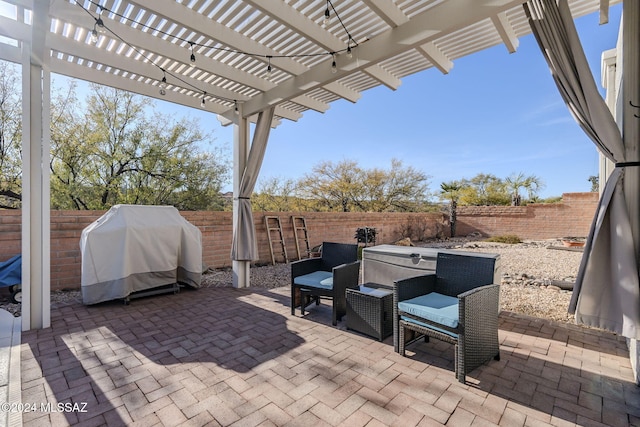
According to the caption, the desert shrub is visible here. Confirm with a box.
[485,235,521,244]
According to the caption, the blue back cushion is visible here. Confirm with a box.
[436,253,495,296]
[321,242,358,270]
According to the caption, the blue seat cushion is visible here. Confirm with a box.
[293,271,333,290]
[398,292,459,329]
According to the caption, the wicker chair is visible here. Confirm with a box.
[393,252,500,383]
[291,242,360,326]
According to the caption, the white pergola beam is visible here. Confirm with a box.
[50,2,321,120]
[362,0,409,27]
[50,58,228,113]
[241,0,526,116]
[0,14,31,41]
[599,0,610,24]
[48,2,269,93]
[491,12,519,54]
[290,95,330,113]
[363,66,401,90]
[244,0,341,52]
[416,42,454,75]
[130,0,308,76]
[243,0,393,108]
[0,43,22,63]
[217,105,300,127]
[3,15,245,110]
[46,32,242,105]
[362,65,402,90]
[323,81,361,103]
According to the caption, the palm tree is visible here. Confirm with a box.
[440,181,462,237]
[504,173,544,206]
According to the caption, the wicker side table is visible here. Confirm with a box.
[346,284,393,341]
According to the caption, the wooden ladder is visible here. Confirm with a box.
[264,216,288,265]
[291,216,310,260]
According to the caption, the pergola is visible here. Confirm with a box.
[0,0,635,355]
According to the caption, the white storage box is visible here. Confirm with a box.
[362,244,500,286]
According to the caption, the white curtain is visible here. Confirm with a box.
[231,106,276,261]
[525,0,640,339]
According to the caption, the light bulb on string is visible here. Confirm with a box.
[189,42,196,66]
[201,92,206,108]
[90,25,99,43]
[159,72,167,96]
[96,7,106,34]
[323,5,330,27]
[77,1,363,102]
[265,56,273,79]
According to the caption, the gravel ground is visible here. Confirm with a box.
[0,238,582,323]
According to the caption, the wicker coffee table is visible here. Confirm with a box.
[346,284,393,341]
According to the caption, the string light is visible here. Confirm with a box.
[90,25,99,43]
[95,7,105,34]
[75,0,359,109]
[201,92,206,108]
[90,6,104,43]
[159,70,167,96]
[189,42,196,66]
[323,1,330,27]
[265,56,273,79]
[81,0,357,61]
[80,0,358,65]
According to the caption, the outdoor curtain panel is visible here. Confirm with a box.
[231,106,276,261]
[525,0,640,339]
[524,0,640,339]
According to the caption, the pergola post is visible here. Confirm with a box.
[232,104,250,288]
[21,0,51,330]
[599,48,617,196]
[622,0,640,384]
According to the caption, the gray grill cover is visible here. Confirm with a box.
[80,205,202,305]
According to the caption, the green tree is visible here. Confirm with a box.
[296,158,430,212]
[588,175,599,192]
[253,176,299,211]
[439,181,463,237]
[50,84,229,210]
[352,159,431,212]
[504,172,544,206]
[297,159,361,212]
[0,62,22,209]
[458,173,509,206]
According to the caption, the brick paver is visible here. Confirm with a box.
[20,286,637,426]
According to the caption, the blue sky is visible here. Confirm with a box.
[47,4,622,200]
[209,5,621,200]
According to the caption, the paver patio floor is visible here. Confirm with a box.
[20,285,640,426]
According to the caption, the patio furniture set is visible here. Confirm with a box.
[291,242,501,383]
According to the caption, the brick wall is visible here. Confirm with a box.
[0,209,445,291]
[456,192,597,239]
[0,192,597,291]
